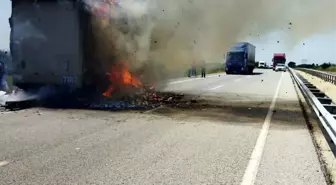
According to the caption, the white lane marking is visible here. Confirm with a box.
[144,105,167,114]
[169,78,201,84]
[207,73,225,78]
[234,78,242,82]
[210,84,224,90]
[240,72,283,185]
[168,73,226,84]
[0,161,9,167]
[0,112,14,114]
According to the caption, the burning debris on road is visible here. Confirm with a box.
[0,82,187,112]
[89,91,185,111]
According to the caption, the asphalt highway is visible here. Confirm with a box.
[0,69,328,185]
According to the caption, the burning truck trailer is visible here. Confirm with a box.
[7,0,177,110]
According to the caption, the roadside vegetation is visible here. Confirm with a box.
[295,62,336,72]
[184,62,225,77]
[0,50,13,91]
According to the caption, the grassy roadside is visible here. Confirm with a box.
[6,75,13,90]
[184,63,226,77]
[316,66,336,72]
[208,67,226,74]
[297,65,336,72]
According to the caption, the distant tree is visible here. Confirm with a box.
[321,62,331,69]
[297,64,313,68]
[288,61,296,68]
[0,50,12,73]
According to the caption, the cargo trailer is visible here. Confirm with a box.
[225,42,256,74]
[9,0,115,93]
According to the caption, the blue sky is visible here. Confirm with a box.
[0,1,10,51]
[1,0,335,65]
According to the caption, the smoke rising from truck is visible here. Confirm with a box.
[83,0,335,86]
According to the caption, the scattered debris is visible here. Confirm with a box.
[190,99,197,103]
[0,160,10,167]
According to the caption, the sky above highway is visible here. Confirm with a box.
[0,0,335,65]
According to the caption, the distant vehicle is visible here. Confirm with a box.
[274,63,286,72]
[272,53,286,71]
[258,61,266,68]
[225,42,256,74]
[0,62,8,92]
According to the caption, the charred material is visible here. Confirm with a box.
[4,98,38,111]
[38,86,185,111]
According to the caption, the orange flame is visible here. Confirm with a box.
[103,62,143,97]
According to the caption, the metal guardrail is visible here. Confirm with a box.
[289,68,336,149]
[296,68,336,85]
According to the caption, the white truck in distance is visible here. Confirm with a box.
[274,63,286,72]
[258,61,266,68]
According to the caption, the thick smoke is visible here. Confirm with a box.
[84,0,336,85]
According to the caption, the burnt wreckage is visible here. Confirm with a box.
[9,0,125,93]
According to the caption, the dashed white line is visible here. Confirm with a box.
[210,84,224,90]
[169,78,201,84]
[168,73,226,84]
[240,72,283,185]
[0,161,10,167]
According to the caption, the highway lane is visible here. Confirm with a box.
[0,69,327,185]
[164,69,284,102]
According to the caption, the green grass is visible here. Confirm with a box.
[208,67,226,74]
[6,75,13,90]
[314,66,336,72]
[184,63,226,77]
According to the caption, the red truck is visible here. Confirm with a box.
[272,53,286,71]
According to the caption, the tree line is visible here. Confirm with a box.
[0,50,12,73]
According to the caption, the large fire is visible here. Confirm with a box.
[102,61,143,97]
[85,0,145,97]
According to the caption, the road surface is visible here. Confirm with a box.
[0,69,328,185]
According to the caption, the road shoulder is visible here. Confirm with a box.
[255,72,328,185]
[296,70,336,103]
[295,70,336,184]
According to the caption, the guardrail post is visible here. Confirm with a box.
[290,67,336,150]
[297,68,336,86]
